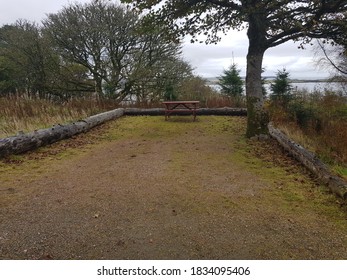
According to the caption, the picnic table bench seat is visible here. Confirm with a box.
[162,101,200,121]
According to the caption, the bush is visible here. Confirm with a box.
[269,89,347,168]
[288,99,321,131]
[218,63,244,98]
[270,68,293,107]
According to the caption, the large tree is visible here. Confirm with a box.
[44,0,139,97]
[122,0,347,137]
[120,23,193,102]
[0,20,48,96]
[0,20,95,99]
[44,0,191,101]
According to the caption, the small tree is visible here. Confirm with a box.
[270,68,292,106]
[163,84,176,101]
[218,63,243,98]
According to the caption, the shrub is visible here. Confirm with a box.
[270,68,293,107]
[218,63,244,98]
[269,89,347,168]
[288,99,321,132]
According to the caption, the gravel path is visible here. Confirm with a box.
[1,116,347,259]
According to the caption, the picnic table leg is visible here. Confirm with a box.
[193,105,197,121]
[164,105,169,121]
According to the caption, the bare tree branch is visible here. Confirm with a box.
[317,40,347,75]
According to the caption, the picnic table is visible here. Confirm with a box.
[162,101,200,121]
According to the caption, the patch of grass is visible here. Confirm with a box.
[228,134,347,230]
[100,116,195,142]
[1,115,346,229]
[333,166,347,180]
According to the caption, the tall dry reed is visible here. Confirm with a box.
[0,96,118,138]
[269,90,347,177]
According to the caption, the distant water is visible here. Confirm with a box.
[210,82,346,94]
[290,82,344,93]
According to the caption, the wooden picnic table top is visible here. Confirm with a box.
[162,101,199,105]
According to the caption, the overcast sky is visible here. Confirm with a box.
[0,0,331,79]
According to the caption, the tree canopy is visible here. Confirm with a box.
[43,0,192,101]
[122,0,347,137]
[123,0,346,47]
[0,21,48,95]
[0,0,194,102]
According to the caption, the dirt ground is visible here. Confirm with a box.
[0,116,347,260]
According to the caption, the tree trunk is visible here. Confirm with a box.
[124,107,247,116]
[94,76,103,96]
[0,108,124,158]
[268,123,347,199]
[245,13,269,138]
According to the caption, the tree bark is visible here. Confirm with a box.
[124,107,247,116]
[94,75,103,96]
[245,12,269,138]
[0,108,124,158]
[268,123,347,199]
[196,108,247,116]
[124,108,165,116]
